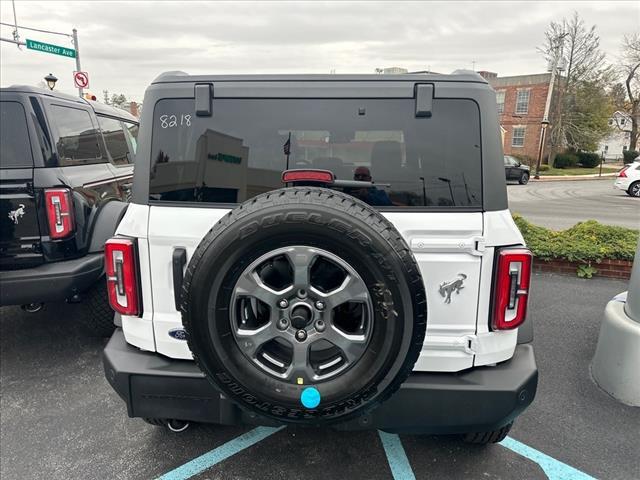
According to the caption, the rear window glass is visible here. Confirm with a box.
[0,101,33,168]
[98,116,132,165]
[51,105,103,166]
[149,98,482,208]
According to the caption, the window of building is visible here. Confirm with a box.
[51,105,102,166]
[515,90,530,115]
[512,127,525,147]
[98,116,132,165]
[620,118,626,126]
[496,91,505,114]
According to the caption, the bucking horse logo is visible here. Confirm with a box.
[439,273,467,304]
[8,204,26,225]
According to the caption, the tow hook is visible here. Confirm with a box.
[21,303,43,313]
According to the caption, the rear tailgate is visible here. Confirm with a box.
[0,100,43,270]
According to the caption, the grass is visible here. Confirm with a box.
[539,166,621,176]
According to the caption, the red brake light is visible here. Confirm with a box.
[491,248,532,330]
[282,169,335,184]
[44,188,75,239]
[105,237,140,316]
[618,166,628,178]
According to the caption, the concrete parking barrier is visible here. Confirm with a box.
[591,238,640,406]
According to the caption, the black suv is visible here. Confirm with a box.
[504,155,530,184]
[0,86,138,335]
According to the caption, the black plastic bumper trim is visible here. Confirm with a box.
[0,253,104,305]
[103,329,538,434]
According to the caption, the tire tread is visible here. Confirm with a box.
[463,422,513,444]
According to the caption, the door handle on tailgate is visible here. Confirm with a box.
[172,247,187,311]
[410,236,485,256]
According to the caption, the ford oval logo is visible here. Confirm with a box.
[168,328,187,341]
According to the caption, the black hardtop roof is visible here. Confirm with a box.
[1,85,138,122]
[152,70,488,85]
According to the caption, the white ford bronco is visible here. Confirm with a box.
[103,72,537,442]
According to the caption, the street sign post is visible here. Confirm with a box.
[73,71,89,89]
[25,38,75,58]
[1,20,84,98]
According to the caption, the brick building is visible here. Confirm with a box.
[479,72,554,162]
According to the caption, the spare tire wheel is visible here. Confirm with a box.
[181,187,427,424]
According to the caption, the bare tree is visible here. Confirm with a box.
[620,33,640,151]
[540,12,613,159]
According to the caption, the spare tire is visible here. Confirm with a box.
[182,187,426,425]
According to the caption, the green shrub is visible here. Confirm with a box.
[554,152,578,169]
[577,151,600,168]
[513,215,638,264]
[623,149,639,164]
[538,164,550,172]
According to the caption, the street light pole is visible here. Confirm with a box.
[72,28,83,98]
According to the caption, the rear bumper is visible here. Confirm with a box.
[103,329,538,434]
[0,253,103,305]
[614,178,631,190]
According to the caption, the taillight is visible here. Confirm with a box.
[105,237,140,316]
[282,169,335,184]
[44,188,75,239]
[618,166,628,178]
[491,248,532,330]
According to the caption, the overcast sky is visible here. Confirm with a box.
[1,1,638,102]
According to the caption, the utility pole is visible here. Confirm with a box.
[535,35,565,179]
[11,0,21,47]
[72,28,83,98]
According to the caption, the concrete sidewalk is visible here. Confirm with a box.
[532,173,617,182]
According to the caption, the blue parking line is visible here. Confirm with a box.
[156,426,285,480]
[501,436,598,480]
[378,430,416,480]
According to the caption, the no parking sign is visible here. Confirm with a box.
[73,71,89,89]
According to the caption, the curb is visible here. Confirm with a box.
[531,174,617,182]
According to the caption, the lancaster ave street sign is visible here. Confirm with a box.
[26,39,76,58]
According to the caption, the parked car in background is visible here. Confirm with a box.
[614,161,640,197]
[504,155,530,184]
[0,86,138,335]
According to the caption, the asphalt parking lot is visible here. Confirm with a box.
[507,178,639,230]
[1,272,639,480]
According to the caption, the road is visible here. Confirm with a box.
[2,273,639,480]
[507,179,639,230]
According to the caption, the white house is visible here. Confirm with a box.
[598,111,632,161]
